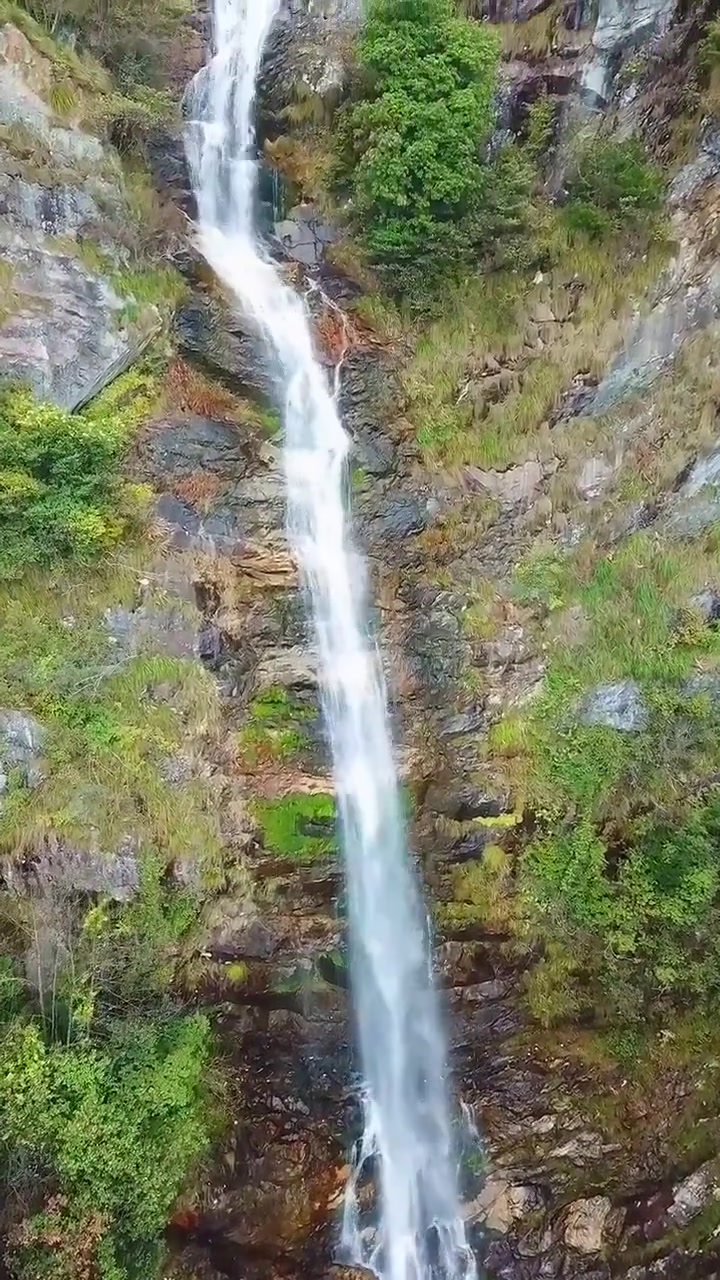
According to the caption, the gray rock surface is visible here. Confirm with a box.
[668,1160,720,1227]
[465,459,543,506]
[0,234,159,409]
[175,293,273,399]
[577,680,647,731]
[3,839,140,901]
[104,600,201,659]
[590,267,720,414]
[0,24,160,408]
[0,709,45,795]
[582,0,675,101]
[274,203,335,266]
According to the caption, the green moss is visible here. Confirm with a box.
[253,792,336,861]
[237,687,312,768]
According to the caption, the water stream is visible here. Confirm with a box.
[185,5,475,1278]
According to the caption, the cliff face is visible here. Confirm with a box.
[4,1,720,1279]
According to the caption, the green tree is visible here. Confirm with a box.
[339,0,501,293]
[0,1014,211,1280]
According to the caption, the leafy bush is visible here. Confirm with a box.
[0,373,154,579]
[0,1013,211,1280]
[564,137,664,239]
[338,0,502,294]
[521,798,720,1024]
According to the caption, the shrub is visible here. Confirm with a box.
[338,0,502,294]
[0,373,155,579]
[0,1013,211,1280]
[564,137,664,239]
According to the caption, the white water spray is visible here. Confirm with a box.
[186,6,476,1279]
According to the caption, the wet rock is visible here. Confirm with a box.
[582,0,675,101]
[143,414,253,480]
[339,350,399,480]
[564,1196,616,1254]
[175,293,273,400]
[405,605,467,703]
[145,127,196,217]
[0,709,45,794]
[202,899,279,959]
[576,680,647,731]
[155,493,203,546]
[425,781,512,821]
[380,495,428,540]
[274,202,336,266]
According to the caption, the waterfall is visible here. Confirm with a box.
[185,5,475,1279]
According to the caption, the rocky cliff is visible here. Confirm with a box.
[4,1,720,1279]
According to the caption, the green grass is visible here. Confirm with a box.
[253,792,336,861]
[404,207,670,472]
[0,555,224,883]
[477,525,720,1031]
[0,1,111,94]
[113,264,188,319]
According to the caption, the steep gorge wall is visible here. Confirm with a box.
[4,1,720,1279]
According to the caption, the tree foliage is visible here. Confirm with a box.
[0,373,154,579]
[564,137,664,239]
[338,0,502,293]
[0,1012,211,1280]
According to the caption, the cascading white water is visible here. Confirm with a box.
[186,6,476,1279]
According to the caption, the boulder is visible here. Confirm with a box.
[564,1196,614,1253]
[467,1177,543,1233]
[668,1159,720,1227]
[465,459,543,506]
[576,680,647,731]
[3,837,139,901]
[103,600,201,660]
[0,709,45,794]
[175,293,274,400]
